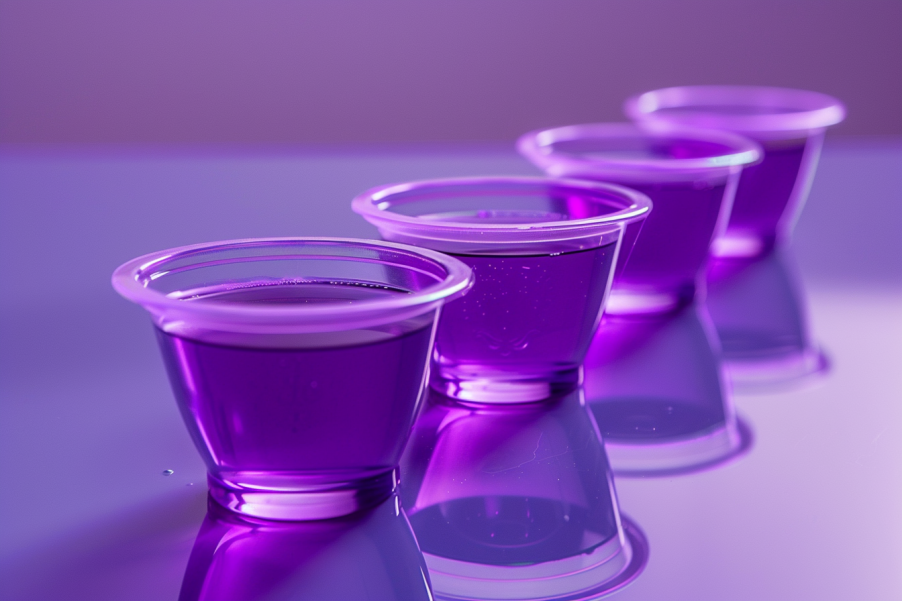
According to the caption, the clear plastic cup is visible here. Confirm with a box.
[518,123,761,314]
[624,85,845,258]
[400,388,648,601]
[112,238,472,521]
[352,177,652,404]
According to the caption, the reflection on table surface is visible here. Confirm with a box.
[401,388,647,600]
[707,247,829,391]
[1,142,899,600]
[180,495,431,601]
[585,302,751,477]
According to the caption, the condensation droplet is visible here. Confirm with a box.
[162,469,174,476]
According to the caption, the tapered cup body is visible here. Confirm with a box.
[625,85,845,258]
[518,123,761,314]
[353,177,652,403]
[113,238,472,520]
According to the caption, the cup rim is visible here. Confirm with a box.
[111,237,473,332]
[517,122,761,181]
[624,85,846,134]
[351,176,653,243]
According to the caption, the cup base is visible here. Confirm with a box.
[604,416,753,477]
[724,345,830,393]
[431,368,581,404]
[423,515,648,601]
[711,232,774,259]
[605,289,694,316]
[207,468,398,521]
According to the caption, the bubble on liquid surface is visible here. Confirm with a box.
[162,469,174,476]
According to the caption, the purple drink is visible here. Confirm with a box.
[433,243,617,401]
[112,238,473,520]
[155,283,434,516]
[722,138,808,252]
[353,177,652,403]
[613,180,726,303]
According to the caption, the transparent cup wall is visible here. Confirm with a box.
[112,238,473,520]
[353,177,652,404]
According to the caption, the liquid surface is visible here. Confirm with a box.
[432,243,617,384]
[384,192,623,222]
[174,280,407,304]
[553,137,735,161]
[156,282,434,483]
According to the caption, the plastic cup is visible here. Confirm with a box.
[518,123,760,314]
[624,85,845,258]
[112,238,472,521]
[400,388,648,601]
[352,177,652,404]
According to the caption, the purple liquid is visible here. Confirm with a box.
[724,138,808,249]
[431,243,617,393]
[155,282,434,501]
[612,180,727,301]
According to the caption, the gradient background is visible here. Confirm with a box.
[1,0,901,146]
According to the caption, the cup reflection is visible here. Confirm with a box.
[585,303,752,476]
[179,494,433,601]
[707,246,829,391]
[400,389,647,601]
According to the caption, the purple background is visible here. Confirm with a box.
[1,0,901,145]
[1,2,900,599]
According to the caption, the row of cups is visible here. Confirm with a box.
[114,86,844,600]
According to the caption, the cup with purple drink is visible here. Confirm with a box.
[112,238,472,521]
[517,123,761,314]
[352,177,652,404]
[624,85,845,258]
